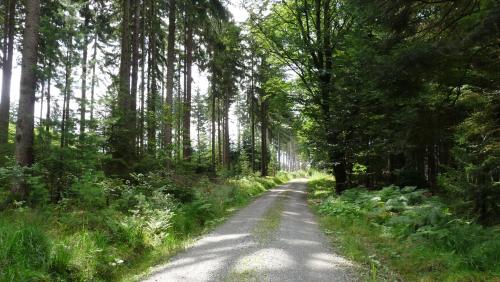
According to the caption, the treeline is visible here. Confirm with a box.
[251,0,499,222]
[0,0,302,206]
[1,0,498,223]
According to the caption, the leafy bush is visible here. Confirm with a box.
[71,171,107,209]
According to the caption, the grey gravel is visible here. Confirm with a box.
[143,179,358,282]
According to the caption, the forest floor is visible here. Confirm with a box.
[141,179,358,282]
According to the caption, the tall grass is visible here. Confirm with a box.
[0,172,295,281]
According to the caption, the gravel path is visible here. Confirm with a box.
[143,179,358,282]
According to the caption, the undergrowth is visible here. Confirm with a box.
[0,170,302,281]
[308,172,500,281]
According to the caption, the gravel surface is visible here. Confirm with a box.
[143,179,358,282]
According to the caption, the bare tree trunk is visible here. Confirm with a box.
[110,0,134,171]
[130,0,140,149]
[139,2,146,153]
[147,0,157,155]
[160,66,165,150]
[61,37,73,149]
[217,101,222,165]
[277,132,281,171]
[260,99,268,176]
[13,0,41,199]
[80,5,90,140]
[183,10,193,160]
[249,56,255,172]
[176,50,182,160]
[236,100,241,152]
[428,144,437,189]
[45,69,51,134]
[0,0,16,144]
[211,80,216,172]
[90,31,97,127]
[39,77,45,129]
[164,0,176,162]
[223,95,230,170]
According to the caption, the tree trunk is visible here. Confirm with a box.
[80,5,90,140]
[39,77,44,130]
[164,0,176,161]
[13,0,41,199]
[90,30,97,127]
[147,0,157,155]
[195,91,201,164]
[217,102,222,165]
[277,132,281,171]
[428,144,437,190]
[45,70,51,134]
[139,2,146,153]
[332,151,348,194]
[223,95,230,170]
[250,57,256,172]
[260,100,268,177]
[176,50,182,160]
[0,0,16,144]
[160,66,165,150]
[183,10,193,160]
[236,101,241,152]
[130,0,141,148]
[61,37,73,149]
[211,80,216,172]
[110,0,134,173]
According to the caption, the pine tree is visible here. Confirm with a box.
[0,0,16,144]
[13,0,41,199]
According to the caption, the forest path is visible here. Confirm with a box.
[143,179,357,282]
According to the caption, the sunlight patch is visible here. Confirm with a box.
[233,248,295,272]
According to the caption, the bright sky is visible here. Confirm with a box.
[0,1,249,143]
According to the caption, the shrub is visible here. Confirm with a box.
[72,171,107,209]
[310,179,500,277]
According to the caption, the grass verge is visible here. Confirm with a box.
[0,171,304,281]
[307,172,500,282]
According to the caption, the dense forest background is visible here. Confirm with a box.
[0,0,498,280]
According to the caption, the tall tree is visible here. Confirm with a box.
[89,29,97,126]
[109,0,134,173]
[79,4,91,140]
[164,0,176,161]
[13,0,41,199]
[130,0,141,151]
[249,51,256,172]
[0,0,16,144]
[60,30,73,149]
[253,0,352,192]
[146,0,159,155]
[182,3,193,160]
[260,95,269,176]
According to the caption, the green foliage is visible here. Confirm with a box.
[252,0,499,199]
[0,222,51,281]
[0,171,295,281]
[0,162,50,206]
[309,176,500,280]
[238,151,253,176]
[439,91,500,223]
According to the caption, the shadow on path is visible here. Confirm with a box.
[144,180,358,282]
